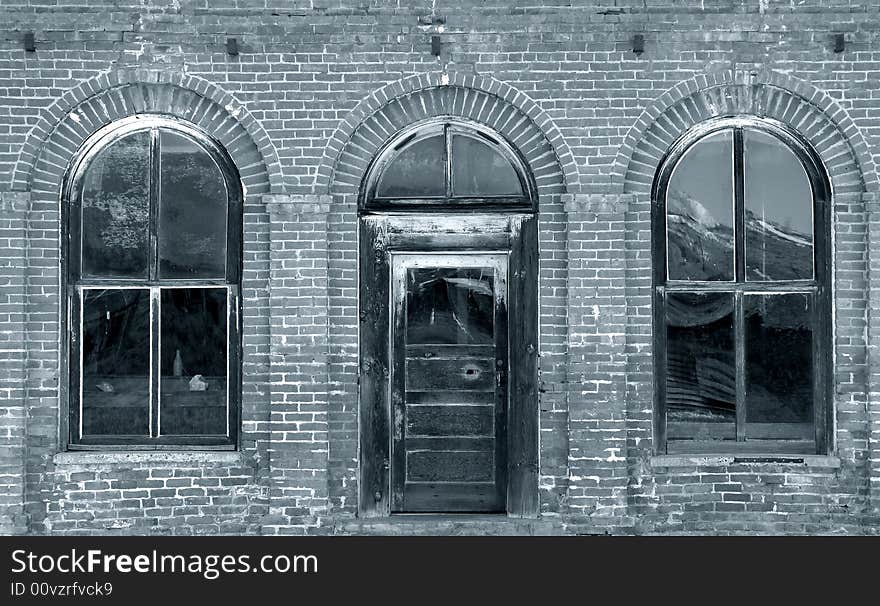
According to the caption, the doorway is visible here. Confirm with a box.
[358,213,538,517]
[390,252,509,512]
[356,117,539,517]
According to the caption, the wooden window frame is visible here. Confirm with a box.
[62,115,243,450]
[652,115,833,455]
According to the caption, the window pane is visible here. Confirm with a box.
[744,129,814,281]
[666,130,734,281]
[407,267,494,345]
[451,134,523,197]
[159,131,228,279]
[745,294,813,424]
[81,131,150,279]
[666,293,736,440]
[376,134,445,198]
[81,289,150,436]
[160,288,227,436]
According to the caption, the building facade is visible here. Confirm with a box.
[1,0,880,535]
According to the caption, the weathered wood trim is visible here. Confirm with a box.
[494,254,510,513]
[389,253,407,512]
[507,215,539,517]
[358,216,391,517]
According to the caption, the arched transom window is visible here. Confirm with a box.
[653,116,831,455]
[362,118,535,210]
[65,116,241,448]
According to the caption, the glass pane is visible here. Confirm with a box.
[666,293,736,437]
[666,130,734,281]
[744,129,814,281]
[160,288,228,436]
[406,267,494,345]
[376,134,445,198]
[159,131,228,279]
[81,131,150,279]
[451,134,523,197]
[81,289,150,436]
[745,294,813,424]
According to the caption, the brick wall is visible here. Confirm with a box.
[0,191,27,535]
[264,194,331,534]
[0,0,879,535]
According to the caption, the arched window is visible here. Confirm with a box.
[653,117,831,455]
[65,116,241,448]
[362,118,535,209]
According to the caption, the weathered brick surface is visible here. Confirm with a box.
[564,194,630,524]
[43,453,264,535]
[264,194,331,534]
[0,192,28,535]
[0,0,878,534]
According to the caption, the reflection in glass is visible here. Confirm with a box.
[744,129,814,281]
[666,130,734,281]
[666,293,736,426]
[745,294,813,424]
[81,289,150,436]
[159,131,228,279]
[81,131,150,278]
[160,288,227,435]
[376,134,446,198]
[406,268,494,345]
[451,134,523,197]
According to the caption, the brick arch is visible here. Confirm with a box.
[13,68,282,194]
[614,69,877,196]
[318,71,577,197]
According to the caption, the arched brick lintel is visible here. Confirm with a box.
[13,68,282,196]
[319,72,578,198]
[614,69,878,196]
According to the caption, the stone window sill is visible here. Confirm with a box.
[53,451,244,466]
[650,454,840,469]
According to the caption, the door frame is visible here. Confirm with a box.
[358,212,539,518]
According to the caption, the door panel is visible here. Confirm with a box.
[390,253,508,512]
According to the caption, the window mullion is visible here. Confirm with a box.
[443,123,452,198]
[149,128,160,282]
[733,127,746,282]
[733,128,747,442]
[150,287,161,438]
[735,290,746,442]
[149,128,161,440]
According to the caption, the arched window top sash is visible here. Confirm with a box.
[66,114,242,282]
[361,118,536,212]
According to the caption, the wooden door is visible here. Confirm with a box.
[390,253,508,512]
